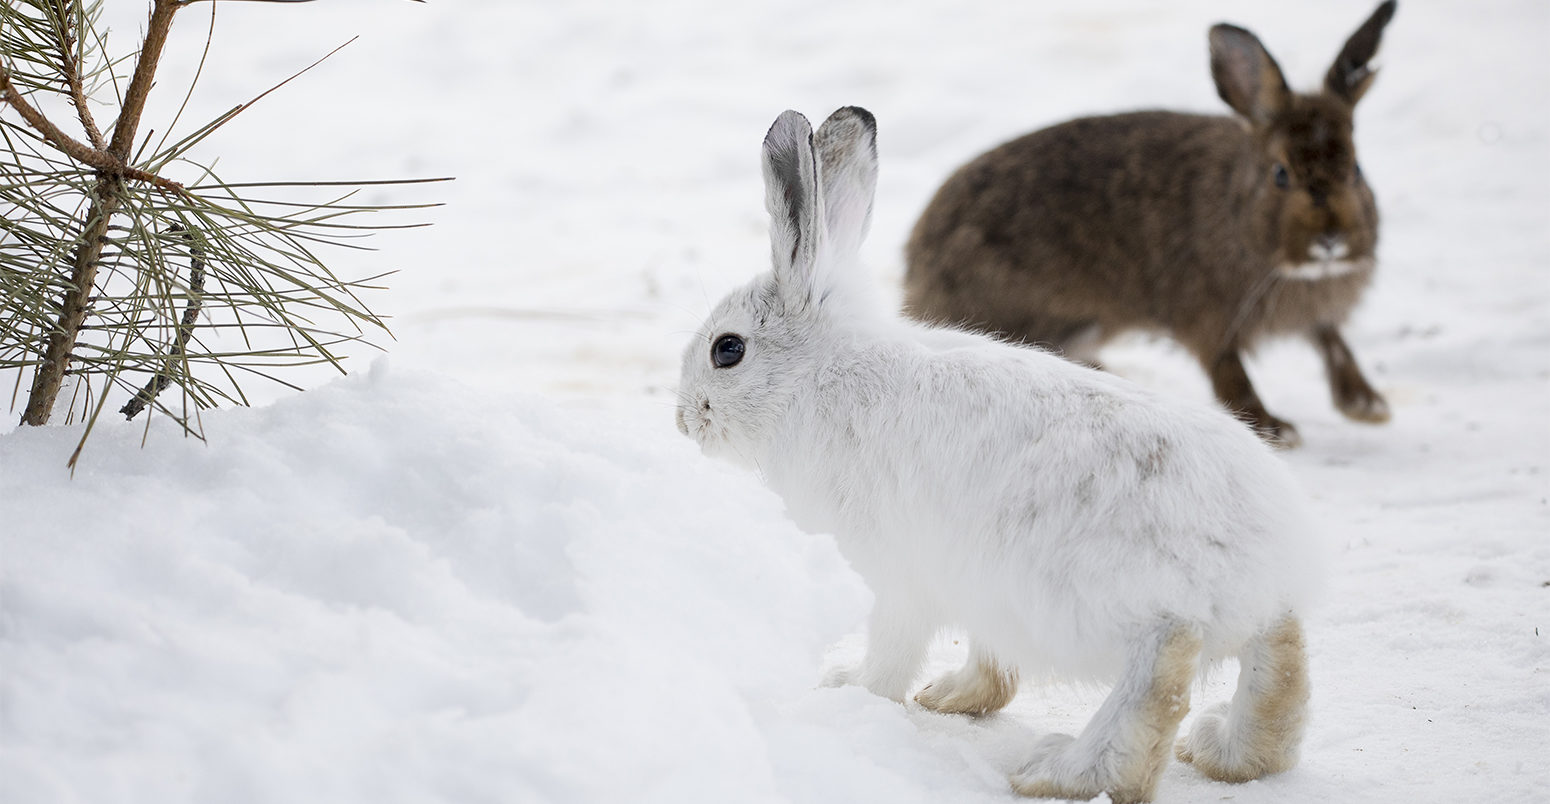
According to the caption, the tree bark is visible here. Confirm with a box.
[19,0,180,426]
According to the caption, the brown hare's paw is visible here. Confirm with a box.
[1248,414,1302,450]
[1336,383,1391,423]
[1312,325,1391,425]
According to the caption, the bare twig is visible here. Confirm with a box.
[120,223,204,420]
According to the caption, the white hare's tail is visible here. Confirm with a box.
[1175,615,1310,781]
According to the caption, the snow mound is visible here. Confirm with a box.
[0,366,872,803]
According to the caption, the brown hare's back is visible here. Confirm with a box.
[904,111,1264,352]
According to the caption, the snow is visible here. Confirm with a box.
[3,1,1547,802]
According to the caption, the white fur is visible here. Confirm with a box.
[1278,255,1372,281]
[678,107,1323,722]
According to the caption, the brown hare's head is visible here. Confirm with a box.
[1210,1,1395,279]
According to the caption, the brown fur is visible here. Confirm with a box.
[904,3,1398,446]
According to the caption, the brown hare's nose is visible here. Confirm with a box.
[1311,233,1348,261]
[1309,188,1329,208]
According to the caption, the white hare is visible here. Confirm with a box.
[675,107,1324,803]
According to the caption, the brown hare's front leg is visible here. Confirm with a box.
[1010,621,1200,803]
[1311,325,1390,423]
[1205,349,1302,448]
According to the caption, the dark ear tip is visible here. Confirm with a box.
[1359,0,1397,32]
[833,106,877,136]
[1208,22,1261,55]
[1209,22,1252,41]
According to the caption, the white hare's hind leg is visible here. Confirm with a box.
[1010,621,1200,804]
[1176,615,1309,782]
[915,643,1019,715]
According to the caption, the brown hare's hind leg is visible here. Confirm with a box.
[1011,621,1200,804]
[915,643,1019,716]
[1176,615,1309,782]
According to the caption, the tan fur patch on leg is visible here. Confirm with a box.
[915,653,1019,716]
[1106,625,1200,804]
[1176,616,1309,782]
[1009,623,1200,804]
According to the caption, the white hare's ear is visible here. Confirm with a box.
[814,106,878,262]
[762,110,822,310]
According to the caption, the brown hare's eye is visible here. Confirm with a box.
[712,334,745,368]
[1273,164,1290,189]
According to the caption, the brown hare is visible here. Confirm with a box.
[905,2,1398,447]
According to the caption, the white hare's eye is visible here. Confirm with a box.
[712,334,745,368]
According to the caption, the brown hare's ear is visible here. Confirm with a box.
[1209,23,1291,127]
[762,110,822,309]
[1325,1,1397,105]
[814,106,878,262]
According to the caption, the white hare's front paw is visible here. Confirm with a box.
[819,663,854,689]
[818,662,911,703]
[857,664,914,703]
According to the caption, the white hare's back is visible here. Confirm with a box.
[767,331,1322,679]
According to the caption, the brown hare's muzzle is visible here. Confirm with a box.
[1309,233,1350,262]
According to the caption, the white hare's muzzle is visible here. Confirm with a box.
[676,395,717,452]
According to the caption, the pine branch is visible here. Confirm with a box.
[2,0,446,465]
[17,0,183,427]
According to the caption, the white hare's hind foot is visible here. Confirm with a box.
[1176,616,1309,782]
[915,649,1019,716]
[1009,733,1109,802]
[1010,622,1200,803]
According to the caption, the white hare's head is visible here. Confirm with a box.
[675,107,880,465]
